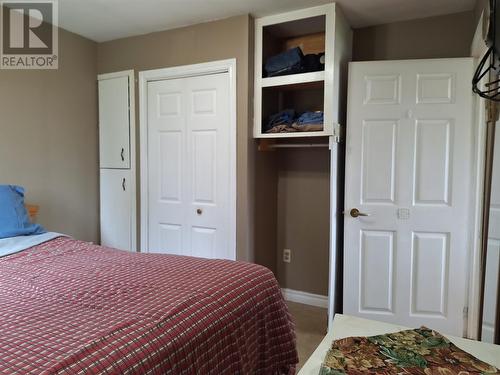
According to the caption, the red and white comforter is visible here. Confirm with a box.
[0,237,297,374]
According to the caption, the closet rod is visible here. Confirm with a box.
[268,143,329,149]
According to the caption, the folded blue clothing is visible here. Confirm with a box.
[296,111,324,125]
[265,47,304,77]
[265,109,295,131]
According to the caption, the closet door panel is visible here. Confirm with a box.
[147,78,186,254]
[98,76,130,169]
[100,169,132,251]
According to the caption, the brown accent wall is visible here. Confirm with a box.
[254,152,278,273]
[276,149,331,296]
[353,11,475,61]
[475,0,488,25]
[0,29,98,241]
[97,15,260,262]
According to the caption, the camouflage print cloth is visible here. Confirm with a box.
[320,327,500,375]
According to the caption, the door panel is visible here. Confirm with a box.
[410,232,449,316]
[159,132,182,202]
[361,120,397,204]
[186,74,230,259]
[191,226,217,258]
[192,131,216,204]
[98,76,130,169]
[148,78,185,255]
[100,169,131,251]
[364,75,401,105]
[359,230,395,314]
[416,73,454,104]
[155,223,183,255]
[345,59,474,336]
[147,72,232,259]
[413,120,451,205]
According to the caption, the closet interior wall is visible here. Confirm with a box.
[277,148,331,296]
[253,147,331,297]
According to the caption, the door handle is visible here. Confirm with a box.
[121,148,125,162]
[347,208,370,218]
[122,178,126,191]
[196,208,202,215]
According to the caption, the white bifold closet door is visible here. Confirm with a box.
[146,73,232,259]
[344,58,474,336]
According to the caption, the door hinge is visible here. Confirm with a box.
[463,306,469,319]
[330,123,342,148]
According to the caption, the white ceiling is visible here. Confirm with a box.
[58,0,477,43]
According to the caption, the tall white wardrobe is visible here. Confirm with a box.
[98,70,136,252]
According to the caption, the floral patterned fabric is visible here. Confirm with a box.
[320,327,500,375]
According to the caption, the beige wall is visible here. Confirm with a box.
[97,15,257,261]
[353,11,475,61]
[0,29,98,241]
[0,9,479,295]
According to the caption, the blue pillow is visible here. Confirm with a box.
[0,185,46,239]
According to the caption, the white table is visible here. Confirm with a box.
[299,314,500,374]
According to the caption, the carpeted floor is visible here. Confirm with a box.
[286,301,328,371]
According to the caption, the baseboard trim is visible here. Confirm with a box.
[281,288,328,308]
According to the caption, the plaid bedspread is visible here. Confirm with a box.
[0,237,298,374]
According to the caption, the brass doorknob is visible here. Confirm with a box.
[349,208,370,218]
[196,208,202,215]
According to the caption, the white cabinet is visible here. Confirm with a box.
[100,169,132,251]
[254,3,351,139]
[98,75,130,168]
[98,70,136,252]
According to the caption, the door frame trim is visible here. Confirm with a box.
[467,11,489,339]
[98,69,137,252]
[138,59,237,259]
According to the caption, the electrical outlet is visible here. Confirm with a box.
[283,249,291,263]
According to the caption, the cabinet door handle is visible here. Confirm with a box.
[121,148,125,162]
[122,178,126,191]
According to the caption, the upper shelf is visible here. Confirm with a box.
[261,71,325,88]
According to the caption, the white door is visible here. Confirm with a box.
[100,169,132,251]
[344,58,474,336]
[482,127,500,343]
[98,76,130,169]
[146,72,233,259]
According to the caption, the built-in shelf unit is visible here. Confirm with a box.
[254,3,351,139]
[252,3,352,328]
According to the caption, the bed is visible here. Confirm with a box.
[0,234,298,374]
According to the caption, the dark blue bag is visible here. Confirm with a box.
[264,47,304,77]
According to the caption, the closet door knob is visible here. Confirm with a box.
[196,208,202,215]
[121,148,125,162]
[122,178,126,191]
